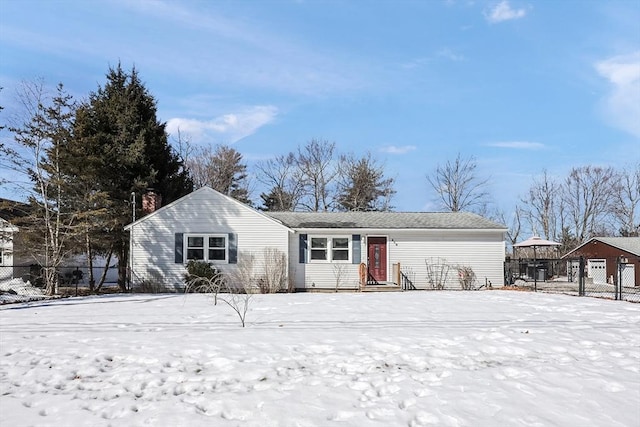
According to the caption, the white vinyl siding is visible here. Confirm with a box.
[292,229,504,290]
[128,188,290,289]
[386,230,505,289]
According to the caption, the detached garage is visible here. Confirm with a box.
[562,237,640,287]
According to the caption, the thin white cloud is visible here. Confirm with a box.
[485,1,528,24]
[437,48,465,62]
[595,51,640,138]
[400,57,429,70]
[487,141,545,150]
[115,0,366,96]
[166,106,278,144]
[380,145,418,154]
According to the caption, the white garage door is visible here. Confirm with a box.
[588,259,607,285]
[621,264,636,287]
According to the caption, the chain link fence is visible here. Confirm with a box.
[504,257,640,303]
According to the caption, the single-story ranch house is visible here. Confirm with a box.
[125,187,508,291]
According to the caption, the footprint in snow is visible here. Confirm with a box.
[366,407,396,420]
[328,411,357,421]
[410,411,440,426]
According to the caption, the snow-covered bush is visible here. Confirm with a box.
[0,278,47,304]
[184,260,226,304]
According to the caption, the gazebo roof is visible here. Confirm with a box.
[513,236,561,248]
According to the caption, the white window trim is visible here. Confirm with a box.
[185,233,229,264]
[308,235,352,264]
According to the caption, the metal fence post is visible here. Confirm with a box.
[579,256,585,297]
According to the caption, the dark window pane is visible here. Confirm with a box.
[187,236,204,247]
[209,249,226,261]
[311,249,327,260]
[311,238,327,249]
[187,249,204,260]
[333,238,349,249]
[209,236,225,248]
[333,250,349,261]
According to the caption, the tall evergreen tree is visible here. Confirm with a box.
[71,64,193,290]
[336,153,395,211]
[259,187,295,211]
[187,144,251,204]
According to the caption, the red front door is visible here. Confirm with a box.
[367,237,387,282]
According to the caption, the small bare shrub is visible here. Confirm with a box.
[333,263,347,292]
[260,248,288,293]
[136,279,166,294]
[220,283,257,328]
[456,266,477,290]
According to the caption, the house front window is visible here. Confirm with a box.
[309,236,351,263]
[310,237,328,261]
[186,234,228,263]
[208,236,226,261]
[332,237,349,261]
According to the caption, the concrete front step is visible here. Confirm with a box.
[361,282,403,292]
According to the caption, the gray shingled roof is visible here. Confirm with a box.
[266,211,506,230]
[592,237,640,256]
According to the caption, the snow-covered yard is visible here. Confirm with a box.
[0,291,638,427]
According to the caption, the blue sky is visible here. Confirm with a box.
[1,0,639,215]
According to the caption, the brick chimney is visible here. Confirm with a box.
[142,189,162,216]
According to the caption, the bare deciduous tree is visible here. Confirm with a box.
[521,170,559,240]
[9,81,77,295]
[427,153,490,212]
[560,165,617,242]
[297,139,338,212]
[497,205,524,251]
[256,153,304,211]
[612,164,640,236]
[170,127,194,167]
